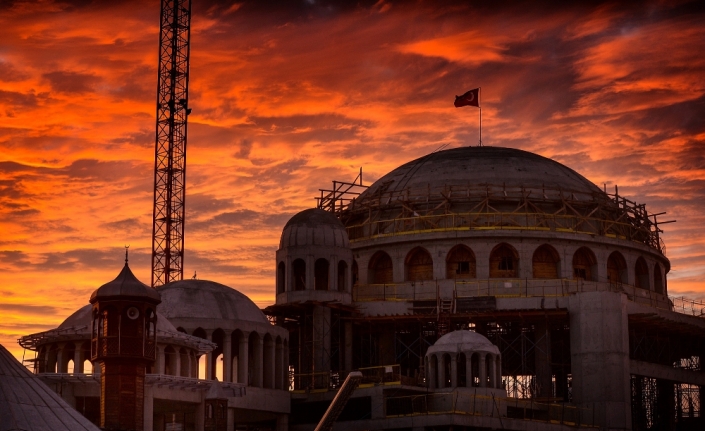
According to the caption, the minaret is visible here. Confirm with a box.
[90,249,161,430]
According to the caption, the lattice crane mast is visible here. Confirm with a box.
[151,0,192,287]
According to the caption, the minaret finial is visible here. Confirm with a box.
[125,245,130,266]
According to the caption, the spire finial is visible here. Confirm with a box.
[124,245,130,266]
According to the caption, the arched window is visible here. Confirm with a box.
[277,262,286,294]
[654,263,664,294]
[489,243,519,278]
[458,353,467,387]
[369,251,393,284]
[292,259,306,291]
[442,354,451,388]
[532,244,560,279]
[405,247,433,282]
[446,245,476,279]
[572,247,597,281]
[607,251,627,284]
[337,260,348,292]
[314,258,329,290]
[635,257,649,290]
[352,260,359,286]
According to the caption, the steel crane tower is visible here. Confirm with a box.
[151,0,192,287]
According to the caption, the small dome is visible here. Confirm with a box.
[279,208,349,249]
[57,303,178,334]
[435,330,494,347]
[427,330,499,355]
[90,264,161,303]
[157,280,269,324]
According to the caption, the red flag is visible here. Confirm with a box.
[454,88,479,108]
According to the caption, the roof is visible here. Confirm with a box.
[0,343,101,431]
[359,146,602,200]
[280,208,349,249]
[90,263,161,303]
[157,280,269,324]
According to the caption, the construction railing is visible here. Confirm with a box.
[291,365,402,393]
[384,391,598,428]
[352,279,704,319]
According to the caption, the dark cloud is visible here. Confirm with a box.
[42,70,101,94]
[0,303,59,314]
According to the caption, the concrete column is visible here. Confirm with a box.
[331,254,338,291]
[195,395,205,431]
[174,348,182,377]
[488,355,496,388]
[239,331,250,385]
[450,353,458,388]
[313,306,331,373]
[535,321,552,398]
[466,354,473,387]
[437,355,444,388]
[144,384,154,431]
[344,322,353,371]
[496,355,502,389]
[306,255,314,290]
[264,336,275,388]
[187,352,193,378]
[479,354,486,388]
[275,340,283,390]
[569,291,631,430]
[156,345,165,375]
[56,343,66,373]
[227,408,235,431]
[73,348,83,374]
[223,331,232,383]
[393,252,404,283]
[254,333,264,387]
[205,330,214,380]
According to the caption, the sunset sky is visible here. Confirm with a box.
[1,0,704,362]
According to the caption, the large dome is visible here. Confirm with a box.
[279,208,349,249]
[359,147,601,200]
[157,280,268,324]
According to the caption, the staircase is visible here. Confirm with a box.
[314,371,362,431]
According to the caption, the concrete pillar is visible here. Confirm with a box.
[437,355,444,388]
[156,345,165,375]
[73,348,83,374]
[488,355,496,388]
[331,254,338,291]
[144,385,154,431]
[313,306,331,373]
[264,336,275,388]
[534,321,552,398]
[254,333,263,387]
[378,324,395,366]
[466,354,473,387]
[496,355,502,389]
[239,331,250,385]
[344,322,353,372]
[223,331,232,383]
[306,255,314,290]
[195,395,205,431]
[227,408,235,431]
[450,353,458,388]
[56,343,66,373]
[174,349,181,377]
[479,354,486,388]
[275,340,283,390]
[205,330,213,380]
[569,291,631,430]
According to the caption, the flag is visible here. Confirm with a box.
[454,88,479,108]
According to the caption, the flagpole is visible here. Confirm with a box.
[479,87,482,147]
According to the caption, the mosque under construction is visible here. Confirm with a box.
[7,146,705,431]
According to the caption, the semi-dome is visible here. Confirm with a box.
[359,146,602,200]
[157,279,269,324]
[279,208,349,249]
